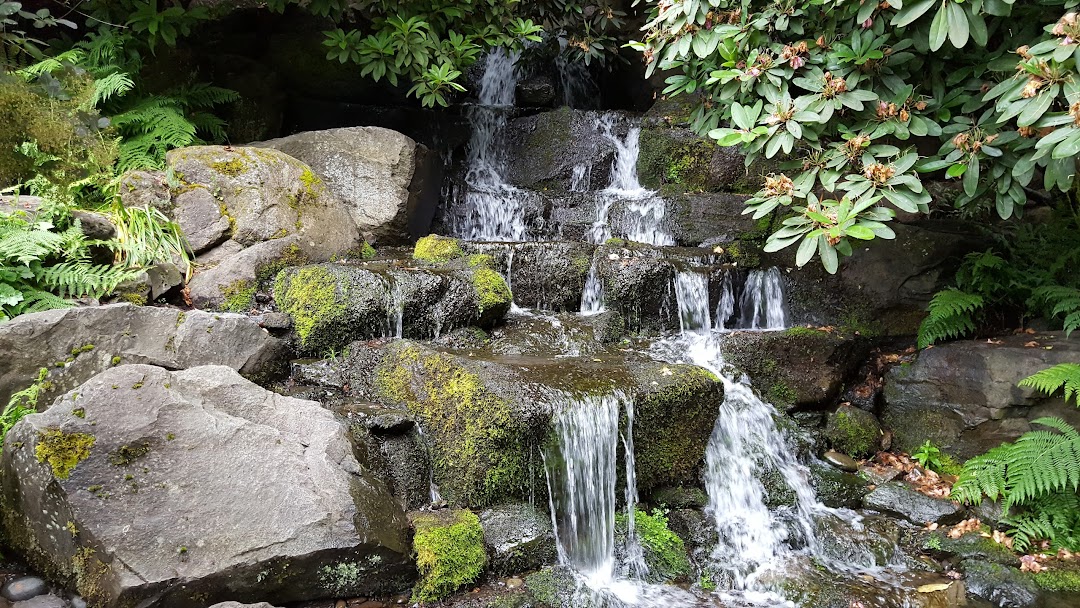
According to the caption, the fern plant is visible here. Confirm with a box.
[917,288,984,349]
[952,365,1080,551]
[1031,286,1080,338]
[0,366,48,444]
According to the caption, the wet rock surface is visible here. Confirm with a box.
[864,482,965,526]
[0,364,413,607]
[882,331,1080,457]
[0,304,285,410]
[478,503,557,576]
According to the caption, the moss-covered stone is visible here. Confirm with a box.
[210,158,247,176]
[1034,565,1080,593]
[34,428,95,480]
[472,267,512,322]
[637,127,720,193]
[220,279,257,313]
[633,365,723,494]
[273,265,347,350]
[824,405,882,458]
[525,566,580,608]
[376,344,530,507]
[615,508,690,582]
[410,509,487,603]
[414,235,464,264]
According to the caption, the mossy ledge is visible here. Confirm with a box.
[273,265,347,351]
[375,343,529,507]
[409,509,486,603]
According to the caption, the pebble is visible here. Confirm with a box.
[0,577,47,602]
[335,601,346,608]
[505,577,524,590]
[70,597,87,608]
[12,593,66,608]
[823,450,859,472]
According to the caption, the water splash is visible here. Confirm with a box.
[385,277,405,339]
[452,48,533,241]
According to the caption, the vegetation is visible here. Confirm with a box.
[410,509,486,603]
[616,508,691,581]
[633,0,1080,273]
[952,364,1080,551]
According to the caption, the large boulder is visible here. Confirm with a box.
[461,242,595,312]
[882,332,1080,457]
[166,145,365,309]
[0,304,286,410]
[0,365,414,607]
[255,127,439,244]
[503,107,618,191]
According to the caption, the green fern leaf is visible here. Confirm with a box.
[917,289,984,348]
[1019,364,1080,406]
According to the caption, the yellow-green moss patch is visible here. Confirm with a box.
[410,509,487,603]
[210,158,247,176]
[35,429,95,480]
[472,267,512,316]
[220,279,257,313]
[616,508,690,581]
[273,266,347,350]
[413,235,463,264]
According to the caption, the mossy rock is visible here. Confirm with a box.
[373,342,543,508]
[409,509,487,603]
[615,508,690,583]
[719,328,870,410]
[824,405,882,458]
[413,235,464,264]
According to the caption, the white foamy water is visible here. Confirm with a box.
[738,268,789,330]
[452,48,533,241]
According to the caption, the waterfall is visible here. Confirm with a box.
[738,268,789,330]
[714,272,736,331]
[674,271,711,334]
[588,115,675,247]
[452,49,531,241]
[555,39,598,108]
[580,259,604,314]
[650,275,822,599]
[570,164,592,192]
[385,277,405,339]
[544,393,623,583]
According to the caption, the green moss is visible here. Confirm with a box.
[767,380,797,407]
[210,158,247,176]
[359,241,376,260]
[410,509,487,603]
[570,255,592,275]
[35,429,95,480]
[255,242,309,286]
[273,266,347,350]
[726,241,761,268]
[525,567,577,607]
[826,407,881,458]
[71,408,85,419]
[468,253,495,268]
[636,128,718,193]
[615,508,690,581]
[118,293,147,306]
[298,167,325,203]
[108,442,151,466]
[110,356,121,366]
[220,279,257,313]
[604,237,627,247]
[784,326,827,337]
[413,235,464,264]
[472,267,512,317]
[1034,567,1080,592]
[376,345,526,506]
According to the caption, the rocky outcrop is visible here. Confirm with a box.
[503,107,617,191]
[0,304,285,410]
[479,504,557,576]
[272,257,511,355]
[863,482,964,525]
[461,242,595,312]
[166,145,365,309]
[719,328,871,410]
[255,127,439,244]
[335,339,723,507]
[0,365,414,607]
[881,332,1080,457]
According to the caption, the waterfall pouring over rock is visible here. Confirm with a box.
[451,48,533,241]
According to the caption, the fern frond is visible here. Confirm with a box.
[1019,364,1080,406]
[1032,285,1080,337]
[37,261,139,299]
[172,82,240,109]
[0,227,66,265]
[90,72,135,107]
[1004,492,1080,552]
[917,289,984,348]
[18,288,72,314]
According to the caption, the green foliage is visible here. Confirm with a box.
[953,366,1080,551]
[616,508,691,581]
[110,203,191,279]
[410,509,487,603]
[1032,285,1080,338]
[632,0,1080,272]
[917,288,984,349]
[1019,363,1080,406]
[913,440,945,472]
[1,366,48,444]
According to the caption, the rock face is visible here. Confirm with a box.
[255,127,438,244]
[863,482,964,525]
[479,504,557,576]
[272,259,511,355]
[340,339,723,507]
[503,107,617,190]
[461,242,595,312]
[0,304,286,410]
[0,365,414,607]
[166,145,364,309]
[881,332,1080,457]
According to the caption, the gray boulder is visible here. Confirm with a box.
[256,127,438,244]
[0,303,286,410]
[166,145,365,309]
[117,171,171,211]
[864,482,964,526]
[882,332,1080,457]
[962,559,1041,608]
[0,364,414,607]
[461,242,595,312]
[504,107,617,190]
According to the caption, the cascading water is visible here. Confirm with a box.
[570,164,592,192]
[588,116,675,247]
[738,268,789,330]
[655,272,824,601]
[452,48,532,241]
[580,260,605,315]
[714,271,736,331]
